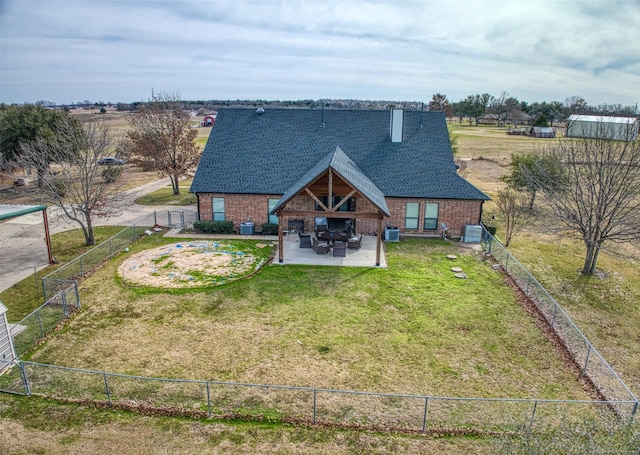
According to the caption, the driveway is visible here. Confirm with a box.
[0,178,197,293]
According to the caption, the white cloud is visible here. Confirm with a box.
[1,0,638,106]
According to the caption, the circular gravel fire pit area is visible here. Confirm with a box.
[118,241,272,288]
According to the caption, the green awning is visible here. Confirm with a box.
[0,205,47,221]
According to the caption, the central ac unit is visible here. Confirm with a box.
[463,225,483,243]
[384,227,400,242]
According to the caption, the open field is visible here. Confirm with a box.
[70,108,213,147]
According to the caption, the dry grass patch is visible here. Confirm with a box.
[0,395,496,454]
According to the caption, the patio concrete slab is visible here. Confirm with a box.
[274,233,386,268]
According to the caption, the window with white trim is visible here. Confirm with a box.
[267,199,279,224]
[424,202,439,230]
[212,197,225,221]
[405,202,419,229]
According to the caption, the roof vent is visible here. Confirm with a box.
[256,108,265,115]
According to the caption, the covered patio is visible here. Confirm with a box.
[274,232,386,267]
[271,146,390,267]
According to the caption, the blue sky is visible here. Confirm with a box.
[1,0,639,106]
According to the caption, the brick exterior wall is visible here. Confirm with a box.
[197,193,483,237]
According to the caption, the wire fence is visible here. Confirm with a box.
[11,281,79,358]
[40,210,195,299]
[41,215,155,299]
[1,224,638,432]
[481,227,639,417]
[8,362,637,433]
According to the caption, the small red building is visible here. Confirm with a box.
[200,115,216,127]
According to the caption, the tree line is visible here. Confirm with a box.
[427,92,638,127]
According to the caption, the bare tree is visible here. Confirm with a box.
[126,93,200,195]
[495,188,534,247]
[530,129,640,275]
[21,118,123,245]
[501,151,564,210]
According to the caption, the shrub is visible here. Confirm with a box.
[260,223,278,235]
[102,166,122,183]
[193,220,234,234]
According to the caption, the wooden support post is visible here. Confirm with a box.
[42,208,54,264]
[278,214,284,263]
[376,218,383,266]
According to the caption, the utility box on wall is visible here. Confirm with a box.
[463,225,483,243]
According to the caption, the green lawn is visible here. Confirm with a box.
[25,238,588,402]
[133,187,196,205]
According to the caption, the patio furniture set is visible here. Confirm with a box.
[299,225,362,257]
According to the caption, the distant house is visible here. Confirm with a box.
[508,111,533,126]
[200,114,216,127]
[566,115,639,141]
[479,113,501,125]
[191,108,490,252]
[530,126,556,138]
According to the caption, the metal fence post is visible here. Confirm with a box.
[79,255,84,276]
[74,281,80,309]
[61,291,68,318]
[109,238,113,258]
[103,373,112,405]
[313,389,317,424]
[206,382,212,417]
[36,310,45,338]
[181,211,185,228]
[629,401,638,426]
[168,211,172,227]
[133,224,136,240]
[19,362,31,396]
[505,254,510,274]
[153,210,157,226]
[421,397,429,433]
[525,274,531,297]
[529,400,538,429]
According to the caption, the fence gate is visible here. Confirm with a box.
[167,211,184,228]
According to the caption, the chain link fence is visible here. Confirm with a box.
[482,227,639,418]
[1,225,638,431]
[10,361,638,432]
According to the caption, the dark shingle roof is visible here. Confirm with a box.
[271,146,390,216]
[190,108,489,201]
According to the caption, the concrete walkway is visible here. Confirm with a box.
[0,178,197,293]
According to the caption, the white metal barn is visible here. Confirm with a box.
[566,115,639,141]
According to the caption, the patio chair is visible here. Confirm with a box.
[312,237,330,254]
[333,241,346,257]
[299,231,312,248]
[315,224,328,235]
[347,234,362,249]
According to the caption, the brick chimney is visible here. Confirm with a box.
[390,108,404,143]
